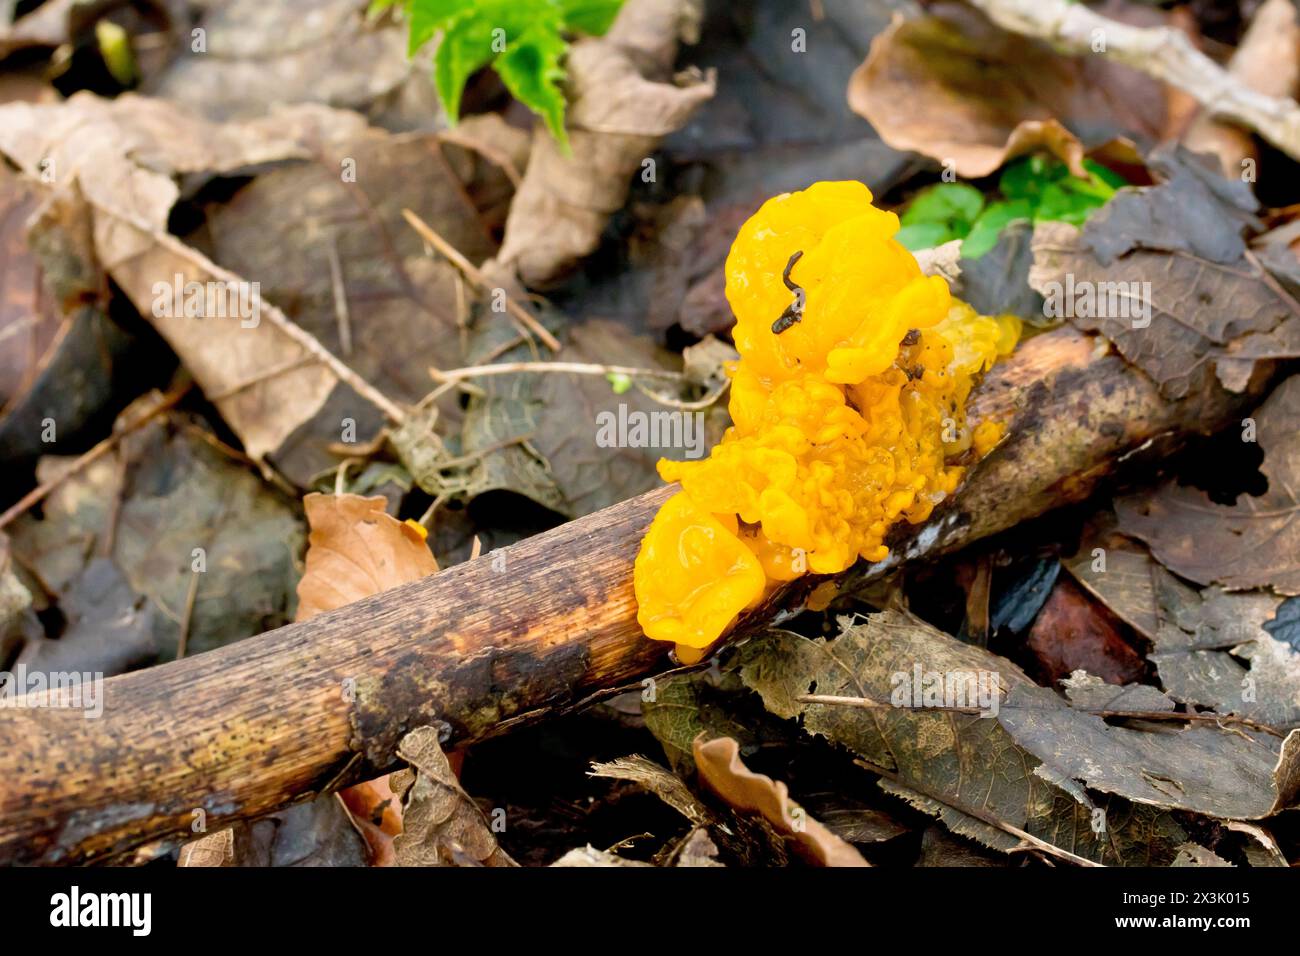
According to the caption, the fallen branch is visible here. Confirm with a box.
[0,327,1274,864]
[968,0,1300,163]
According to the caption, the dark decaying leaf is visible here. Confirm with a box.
[641,668,784,775]
[1117,375,1300,594]
[180,799,367,867]
[392,726,517,867]
[8,402,304,665]
[954,221,1046,324]
[1024,575,1146,687]
[0,170,141,463]
[193,126,507,484]
[1030,148,1300,399]
[1064,514,1161,641]
[460,313,722,518]
[1149,567,1300,730]
[739,611,1300,864]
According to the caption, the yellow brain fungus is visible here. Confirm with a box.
[633,181,1019,657]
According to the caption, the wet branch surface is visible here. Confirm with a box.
[0,326,1273,865]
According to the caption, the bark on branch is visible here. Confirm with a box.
[0,327,1274,864]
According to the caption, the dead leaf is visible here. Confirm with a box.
[460,316,720,518]
[1025,575,1146,686]
[0,0,72,57]
[1181,0,1300,177]
[588,755,711,828]
[391,725,516,867]
[740,610,1300,864]
[1149,567,1300,730]
[953,222,1046,324]
[0,93,402,473]
[0,169,139,464]
[1064,514,1161,640]
[9,400,304,663]
[178,828,237,868]
[1172,843,1233,867]
[147,0,438,130]
[295,493,437,621]
[1029,184,1295,399]
[550,846,651,867]
[1117,374,1300,594]
[188,125,510,482]
[641,669,779,775]
[671,827,723,867]
[847,3,1166,178]
[181,801,367,867]
[694,736,870,867]
[493,0,715,286]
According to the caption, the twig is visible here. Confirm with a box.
[176,569,201,660]
[49,188,407,426]
[401,208,562,352]
[0,382,191,531]
[429,361,687,384]
[798,694,1286,736]
[851,756,1103,867]
[326,236,353,358]
[967,0,1300,163]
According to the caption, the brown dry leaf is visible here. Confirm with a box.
[391,726,516,867]
[0,93,394,469]
[693,735,870,867]
[740,611,1300,864]
[1148,567,1300,730]
[493,0,715,286]
[550,846,652,867]
[672,828,723,867]
[1117,375,1300,595]
[847,3,1166,178]
[1181,0,1300,176]
[1064,513,1161,641]
[177,828,237,868]
[192,126,505,482]
[0,168,136,463]
[0,0,71,57]
[1025,576,1146,687]
[296,492,438,622]
[146,0,438,129]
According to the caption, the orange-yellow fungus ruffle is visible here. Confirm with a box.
[633,181,1020,654]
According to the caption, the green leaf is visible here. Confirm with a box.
[405,0,623,146]
[895,222,958,251]
[606,371,632,394]
[900,182,984,229]
[406,0,475,53]
[558,0,624,34]
[1034,180,1106,225]
[961,199,1032,260]
[431,14,500,122]
[998,154,1066,203]
[496,20,570,150]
